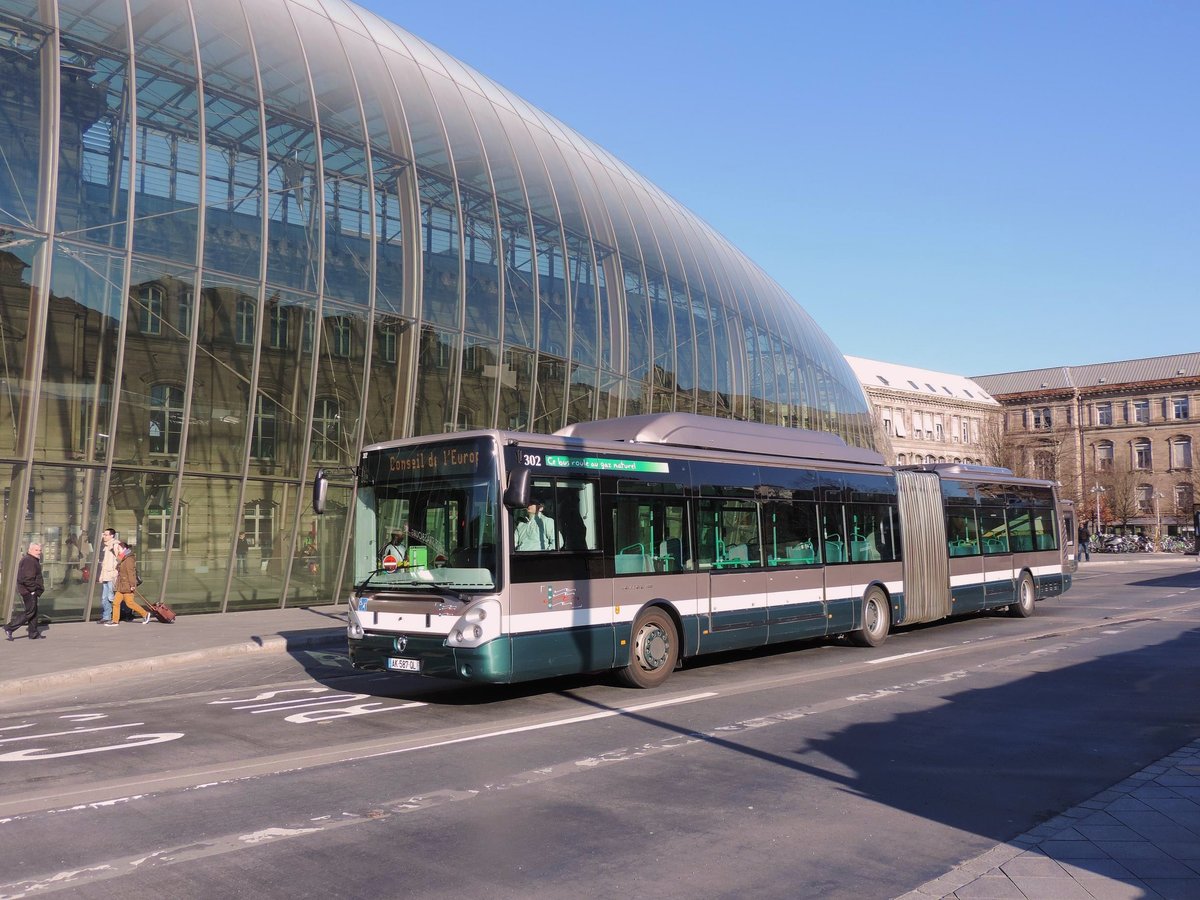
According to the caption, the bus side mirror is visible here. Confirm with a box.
[503,465,531,510]
[313,468,328,515]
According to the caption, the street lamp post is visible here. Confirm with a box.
[1091,483,1105,536]
[1154,491,1165,551]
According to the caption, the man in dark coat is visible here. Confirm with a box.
[5,542,45,640]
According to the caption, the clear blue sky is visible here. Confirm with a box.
[357,0,1199,377]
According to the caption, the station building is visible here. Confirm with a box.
[846,356,1000,467]
[975,353,1200,538]
[0,0,873,620]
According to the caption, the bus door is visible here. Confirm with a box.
[697,497,767,652]
[508,475,611,680]
[978,506,1016,605]
[610,490,702,641]
[762,499,827,642]
[945,508,988,613]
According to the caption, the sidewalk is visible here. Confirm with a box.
[901,740,1200,899]
[0,603,347,698]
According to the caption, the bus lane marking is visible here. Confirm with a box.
[208,687,428,724]
[0,713,186,762]
[0,733,184,761]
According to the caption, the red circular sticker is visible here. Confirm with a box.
[381,554,398,572]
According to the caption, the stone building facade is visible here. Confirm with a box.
[973,353,1200,537]
[846,357,1000,467]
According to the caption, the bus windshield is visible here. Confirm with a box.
[354,438,500,591]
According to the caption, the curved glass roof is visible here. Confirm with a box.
[0,0,873,449]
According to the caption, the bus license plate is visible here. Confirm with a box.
[387,657,421,672]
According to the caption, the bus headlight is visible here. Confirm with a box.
[346,596,365,640]
[448,598,500,649]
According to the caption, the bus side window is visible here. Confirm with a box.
[765,500,819,566]
[979,507,1009,553]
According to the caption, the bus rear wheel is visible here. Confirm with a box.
[849,587,890,648]
[618,607,678,689]
[1009,572,1036,618]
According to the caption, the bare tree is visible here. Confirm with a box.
[981,417,1020,472]
[1100,463,1140,529]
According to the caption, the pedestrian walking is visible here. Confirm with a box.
[5,542,45,640]
[98,528,119,623]
[109,541,151,627]
[236,531,251,575]
[1078,523,1091,562]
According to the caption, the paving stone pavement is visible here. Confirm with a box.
[900,741,1200,900]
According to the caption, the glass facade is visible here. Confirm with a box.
[0,0,873,620]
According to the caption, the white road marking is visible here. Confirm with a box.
[866,647,951,665]
[358,692,719,762]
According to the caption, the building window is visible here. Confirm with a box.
[312,398,340,462]
[1096,403,1112,426]
[243,500,276,558]
[1137,484,1153,513]
[1133,438,1152,470]
[1176,484,1194,514]
[1173,397,1190,420]
[935,420,944,441]
[145,506,183,551]
[1033,449,1055,480]
[1096,441,1114,471]
[1170,437,1192,470]
[1033,407,1052,430]
[1132,399,1149,424]
[138,285,164,335]
[236,298,255,345]
[378,326,397,363]
[331,317,352,358]
[178,290,194,337]
[269,306,289,350]
[149,384,184,454]
[251,396,277,460]
[302,310,316,352]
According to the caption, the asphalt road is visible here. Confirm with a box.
[2,557,1199,899]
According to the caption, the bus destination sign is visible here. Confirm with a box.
[367,441,485,482]
[545,455,669,473]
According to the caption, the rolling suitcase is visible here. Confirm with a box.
[148,601,176,623]
[137,590,177,623]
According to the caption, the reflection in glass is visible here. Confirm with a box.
[459,336,498,430]
[1,240,45,460]
[55,4,131,248]
[498,346,533,431]
[313,300,367,467]
[414,325,457,436]
[256,288,315,479]
[0,9,45,230]
[419,171,461,328]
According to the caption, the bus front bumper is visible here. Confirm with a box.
[349,632,513,683]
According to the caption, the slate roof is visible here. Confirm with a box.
[845,356,999,405]
[974,353,1200,396]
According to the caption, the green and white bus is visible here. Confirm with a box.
[314,413,1074,688]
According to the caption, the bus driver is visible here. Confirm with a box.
[514,501,560,551]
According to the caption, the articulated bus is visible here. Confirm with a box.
[314,413,1074,688]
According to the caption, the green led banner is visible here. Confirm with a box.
[545,455,670,473]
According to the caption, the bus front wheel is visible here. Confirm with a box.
[849,587,891,648]
[618,607,678,689]
[1009,572,1036,618]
